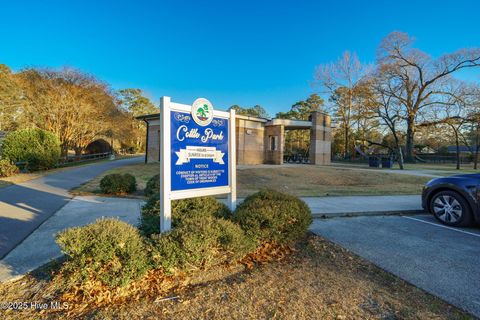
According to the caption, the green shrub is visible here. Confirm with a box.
[56,218,150,288]
[1,128,61,171]
[234,189,312,244]
[150,214,255,272]
[0,159,19,177]
[138,195,232,236]
[99,173,137,194]
[144,174,160,197]
[138,194,160,236]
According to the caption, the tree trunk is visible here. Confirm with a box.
[474,148,479,170]
[405,115,415,163]
[393,133,404,170]
[397,147,404,170]
[474,127,479,170]
[60,145,69,160]
[455,130,460,170]
[74,147,83,161]
[344,125,349,159]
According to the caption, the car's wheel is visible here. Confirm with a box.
[429,191,473,227]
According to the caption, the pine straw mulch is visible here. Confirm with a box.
[0,234,473,320]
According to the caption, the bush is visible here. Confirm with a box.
[138,194,161,236]
[234,189,312,244]
[56,218,150,288]
[100,173,137,194]
[138,195,232,236]
[0,159,19,177]
[144,174,160,197]
[150,214,255,272]
[1,128,61,171]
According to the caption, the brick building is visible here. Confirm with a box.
[137,111,331,165]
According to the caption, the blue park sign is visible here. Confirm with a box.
[170,110,229,191]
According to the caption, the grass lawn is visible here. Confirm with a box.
[333,161,480,175]
[73,163,431,197]
[237,165,430,197]
[72,162,159,197]
[0,172,49,188]
[0,234,470,319]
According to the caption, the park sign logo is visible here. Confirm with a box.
[191,98,214,126]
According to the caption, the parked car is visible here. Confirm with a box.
[422,174,480,227]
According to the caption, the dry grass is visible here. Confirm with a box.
[0,234,471,319]
[71,162,158,197]
[72,163,430,198]
[331,161,480,175]
[0,171,49,188]
[237,165,431,197]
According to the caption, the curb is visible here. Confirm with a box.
[312,209,426,219]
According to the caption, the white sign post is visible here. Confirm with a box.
[159,96,236,233]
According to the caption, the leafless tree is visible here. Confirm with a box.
[376,31,480,162]
[314,51,369,158]
[418,83,470,169]
[363,73,406,169]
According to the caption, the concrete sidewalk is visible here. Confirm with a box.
[0,196,143,283]
[301,195,423,218]
[224,195,423,218]
[0,156,143,259]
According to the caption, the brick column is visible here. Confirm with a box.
[264,125,284,164]
[309,112,331,165]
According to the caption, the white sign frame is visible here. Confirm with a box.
[159,96,236,232]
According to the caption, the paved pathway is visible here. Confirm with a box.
[0,157,143,259]
[0,196,143,283]
[311,215,480,317]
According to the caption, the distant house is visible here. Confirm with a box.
[447,146,473,154]
[418,146,436,154]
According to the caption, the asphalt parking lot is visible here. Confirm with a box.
[310,214,480,318]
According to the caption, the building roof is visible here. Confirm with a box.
[266,118,312,129]
[136,113,160,121]
[235,114,269,122]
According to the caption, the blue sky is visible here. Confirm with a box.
[0,0,479,116]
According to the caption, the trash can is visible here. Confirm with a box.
[368,156,380,168]
[381,157,394,168]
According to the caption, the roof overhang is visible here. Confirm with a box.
[136,113,160,122]
[235,114,269,123]
[266,119,312,130]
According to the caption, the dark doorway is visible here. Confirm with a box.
[85,139,112,154]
